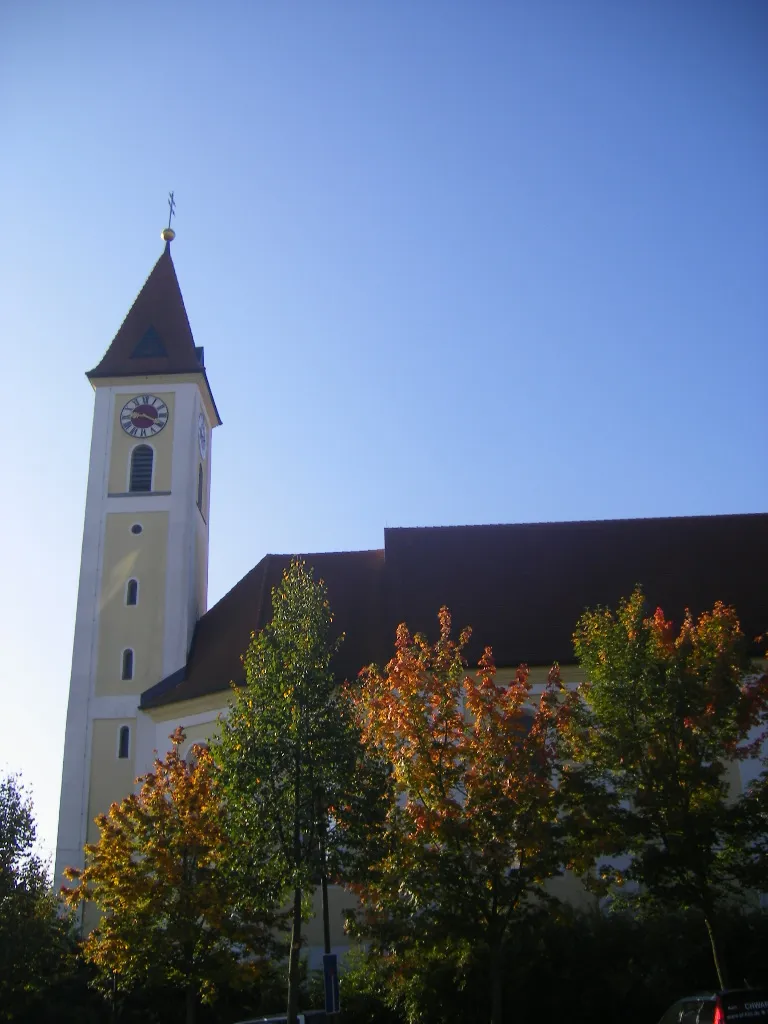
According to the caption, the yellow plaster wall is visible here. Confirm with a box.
[304,884,360,948]
[147,692,231,722]
[85,718,138,845]
[179,720,220,747]
[95,512,168,696]
[491,664,587,686]
[150,718,221,762]
[108,391,176,494]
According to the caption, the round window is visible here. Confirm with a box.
[131,524,143,535]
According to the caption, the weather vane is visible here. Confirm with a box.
[161,191,176,243]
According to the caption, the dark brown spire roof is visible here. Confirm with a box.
[140,512,768,711]
[88,243,209,381]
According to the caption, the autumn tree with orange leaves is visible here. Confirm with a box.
[560,588,768,990]
[63,729,274,1024]
[343,608,569,1024]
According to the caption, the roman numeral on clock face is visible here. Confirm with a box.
[119,395,169,438]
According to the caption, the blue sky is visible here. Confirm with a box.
[0,1,766,859]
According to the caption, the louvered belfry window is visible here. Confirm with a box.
[129,445,153,492]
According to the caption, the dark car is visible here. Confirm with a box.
[657,989,768,1023]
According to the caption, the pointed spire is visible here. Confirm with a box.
[87,244,204,380]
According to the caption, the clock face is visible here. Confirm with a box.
[120,395,169,438]
[198,413,208,459]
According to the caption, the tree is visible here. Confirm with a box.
[0,774,73,1023]
[214,558,361,1024]
[560,587,768,988]
[63,729,272,1024]
[343,608,566,1024]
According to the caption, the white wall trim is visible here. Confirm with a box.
[55,387,113,886]
[106,495,173,513]
[89,695,142,718]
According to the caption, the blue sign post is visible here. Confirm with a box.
[323,953,340,1015]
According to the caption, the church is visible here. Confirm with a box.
[55,229,768,958]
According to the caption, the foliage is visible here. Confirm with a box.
[341,906,768,1024]
[62,729,271,1024]
[732,763,768,890]
[343,608,566,1024]
[560,587,768,987]
[0,773,74,1023]
[214,558,362,1023]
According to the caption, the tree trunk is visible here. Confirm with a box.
[185,983,196,1024]
[287,884,303,1024]
[705,914,728,990]
[319,818,338,1020]
[489,943,504,1024]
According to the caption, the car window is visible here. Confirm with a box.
[698,1002,715,1024]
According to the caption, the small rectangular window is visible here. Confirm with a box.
[122,649,134,681]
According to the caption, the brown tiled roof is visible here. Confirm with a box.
[140,513,768,710]
[141,550,388,709]
[87,245,219,421]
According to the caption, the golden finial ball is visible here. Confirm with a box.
[161,227,176,242]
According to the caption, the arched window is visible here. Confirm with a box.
[118,726,130,759]
[121,648,134,681]
[129,445,153,492]
[126,579,138,606]
[184,742,209,767]
[197,464,204,512]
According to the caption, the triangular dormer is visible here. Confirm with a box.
[130,326,168,359]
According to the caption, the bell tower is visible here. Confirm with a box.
[55,226,221,887]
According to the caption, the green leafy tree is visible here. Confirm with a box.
[0,774,73,1023]
[63,729,272,1024]
[560,587,768,988]
[731,766,768,890]
[343,608,567,1024]
[214,558,361,1024]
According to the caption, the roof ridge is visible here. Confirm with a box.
[268,547,385,559]
[385,511,768,533]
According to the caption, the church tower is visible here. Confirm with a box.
[55,228,221,887]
